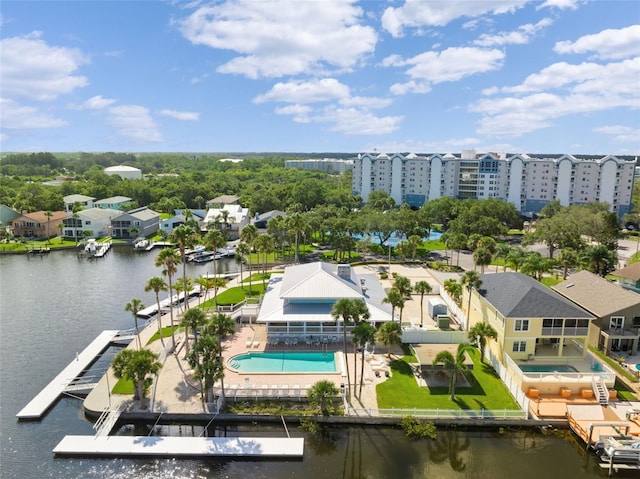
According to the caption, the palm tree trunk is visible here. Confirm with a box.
[342,324,351,401]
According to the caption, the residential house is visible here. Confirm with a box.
[110,207,160,239]
[553,270,640,356]
[465,272,615,397]
[611,262,640,294]
[206,195,240,209]
[203,204,249,240]
[256,262,392,341]
[11,211,68,239]
[95,196,133,210]
[62,208,121,240]
[160,210,206,235]
[63,194,96,213]
[254,210,286,229]
[0,205,20,235]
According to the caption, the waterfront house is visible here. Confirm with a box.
[95,196,133,211]
[256,262,392,341]
[11,211,68,240]
[206,195,240,209]
[110,207,160,239]
[553,270,640,356]
[254,210,286,229]
[202,204,250,240]
[465,272,617,398]
[63,194,96,213]
[160,210,206,235]
[62,208,121,240]
[611,262,640,294]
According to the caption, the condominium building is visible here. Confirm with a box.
[285,158,353,174]
[351,150,635,217]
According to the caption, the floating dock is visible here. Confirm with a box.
[16,330,120,420]
[53,435,304,458]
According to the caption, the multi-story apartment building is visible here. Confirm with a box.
[352,150,635,217]
[285,158,354,174]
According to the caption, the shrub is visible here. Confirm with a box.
[400,416,437,439]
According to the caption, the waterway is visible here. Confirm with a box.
[0,248,623,478]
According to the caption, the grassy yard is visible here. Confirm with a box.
[377,348,520,411]
[203,283,267,307]
[112,378,134,395]
[146,325,181,345]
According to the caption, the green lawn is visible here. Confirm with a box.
[377,348,520,411]
[203,283,266,307]
[146,325,181,345]
[540,276,563,287]
[112,377,134,395]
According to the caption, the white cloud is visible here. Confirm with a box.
[554,25,640,60]
[159,109,200,121]
[254,78,350,104]
[470,58,640,137]
[107,105,163,142]
[0,98,67,129]
[387,47,505,95]
[319,106,402,135]
[537,0,580,10]
[0,32,89,101]
[593,125,640,144]
[68,95,116,110]
[381,0,529,37]
[177,0,376,79]
[474,18,553,47]
[274,104,312,123]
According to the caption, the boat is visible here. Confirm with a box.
[28,247,51,254]
[133,238,149,250]
[190,251,218,263]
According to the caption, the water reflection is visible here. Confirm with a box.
[426,430,470,472]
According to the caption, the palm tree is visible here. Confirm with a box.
[382,288,405,322]
[347,300,370,397]
[308,380,340,416]
[443,279,462,306]
[473,247,492,273]
[581,244,617,277]
[433,343,474,401]
[207,313,236,400]
[352,321,377,398]
[171,224,198,309]
[187,331,224,405]
[393,275,412,298]
[44,210,53,243]
[377,321,402,358]
[205,229,226,278]
[145,276,167,346]
[556,247,579,279]
[460,270,482,319]
[156,247,179,350]
[414,280,433,327]
[125,298,145,350]
[240,224,258,294]
[521,252,552,280]
[112,348,161,408]
[254,233,275,289]
[181,307,206,358]
[506,246,527,272]
[287,212,307,264]
[235,242,250,284]
[331,298,359,400]
[407,234,423,262]
[468,322,498,363]
[494,243,511,272]
[210,276,227,308]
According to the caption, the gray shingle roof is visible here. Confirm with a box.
[479,272,593,319]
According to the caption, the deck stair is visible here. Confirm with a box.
[93,403,126,437]
[593,376,609,406]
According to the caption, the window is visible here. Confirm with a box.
[512,341,526,352]
[515,319,529,331]
[610,316,624,330]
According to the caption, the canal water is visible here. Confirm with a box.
[0,248,620,478]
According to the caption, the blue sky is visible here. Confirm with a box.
[1,0,638,155]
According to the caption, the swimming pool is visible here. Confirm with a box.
[228,352,337,373]
[519,364,578,373]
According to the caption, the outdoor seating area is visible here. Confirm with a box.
[267,335,339,347]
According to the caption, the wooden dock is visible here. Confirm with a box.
[53,435,304,458]
[16,330,120,420]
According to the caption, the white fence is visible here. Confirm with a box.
[489,350,530,416]
[346,406,527,420]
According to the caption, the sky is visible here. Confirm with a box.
[1,0,639,155]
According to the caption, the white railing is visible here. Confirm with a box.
[346,406,526,420]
